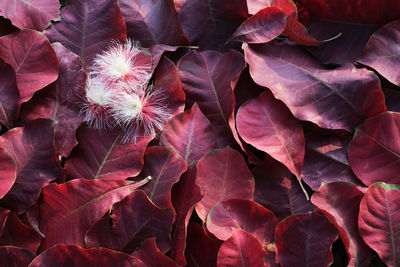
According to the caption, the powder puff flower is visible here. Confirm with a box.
[90,39,152,86]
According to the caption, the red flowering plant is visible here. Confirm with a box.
[0,0,399,266]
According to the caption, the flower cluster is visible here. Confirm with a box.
[82,39,170,142]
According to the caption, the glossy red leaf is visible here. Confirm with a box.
[237,90,305,178]
[160,105,218,163]
[85,190,174,253]
[247,0,274,14]
[19,43,86,157]
[302,131,363,191]
[217,229,269,267]
[207,199,278,248]
[0,246,35,267]
[37,178,151,252]
[275,212,339,267]
[0,30,59,103]
[359,20,400,86]
[0,119,59,213]
[175,0,248,50]
[359,183,400,267]
[312,182,373,266]
[253,157,315,220]
[0,148,16,200]
[132,238,178,267]
[0,0,59,30]
[133,147,187,210]
[119,0,188,47]
[231,7,286,43]
[65,127,151,180]
[170,164,203,265]
[0,212,41,253]
[0,60,19,128]
[348,112,400,186]
[243,41,386,131]
[178,50,245,148]
[195,147,255,222]
[44,0,126,69]
[29,244,146,267]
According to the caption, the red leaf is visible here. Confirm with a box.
[206,199,278,248]
[0,30,59,103]
[175,0,248,50]
[19,43,86,157]
[44,0,126,69]
[0,148,16,200]
[359,183,400,267]
[65,127,151,180]
[132,238,178,267]
[359,21,400,86]
[231,7,286,43]
[37,178,150,252]
[217,229,270,267]
[0,246,35,267]
[0,60,19,128]
[253,157,316,220]
[119,0,188,47]
[247,0,274,15]
[29,244,146,267]
[133,146,187,210]
[195,147,254,222]
[237,90,305,178]
[160,105,218,163]
[243,41,386,131]
[312,182,373,266]
[0,0,59,30]
[233,67,265,111]
[85,190,174,253]
[275,212,339,267]
[348,112,400,186]
[170,164,203,265]
[0,119,59,213]
[178,50,245,148]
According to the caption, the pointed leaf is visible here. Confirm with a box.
[0,60,19,128]
[0,30,59,103]
[243,41,386,131]
[359,183,400,267]
[0,246,35,267]
[132,238,178,267]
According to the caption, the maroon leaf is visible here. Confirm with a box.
[237,90,305,178]
[133,146,187,210]
[243,41,386,131]
[302,131,364,191]
[231,7,286,43]
[29,244,146,267]
[170,164,203,265]
[0,0,59,30]
[233,67,265,110]
[217,229,270,267]
[19,43,86,157]
[132,238,178,267]
[247,0,274,14]
[358,183,400,267]
[253,157,316,220]
[178,50,245,148]
[44,0,126,69]
[0,148,16,200]
[65,127,151,180]
[195,147,254,222]
[348,112,400,186]
[0,119,59,213]
[359,20,400,86]
[175,0,248,50]
[275,212,339,267]
[0,246,35,267]
[383,87,400,113]
[312,182,373,266]
[37,178,151,252]
[0,212,41,253]
[160,105,218,163]
[206,199,278,248]
[0,60,19,128]
[85,190,174,253]
[0,30,59,103]
[119,0,188,47]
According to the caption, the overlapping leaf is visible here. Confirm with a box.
[0,148,16,200]
[0,60,19,128]
[132,238,178,267]
[0,246,35,267]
